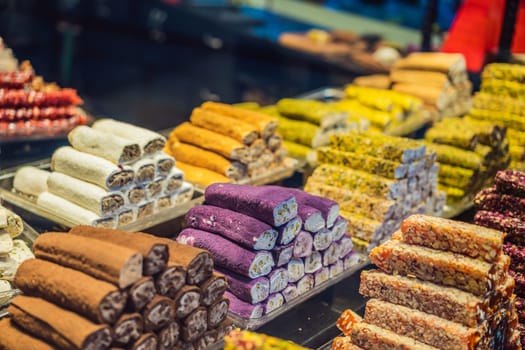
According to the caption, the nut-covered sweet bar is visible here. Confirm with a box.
[352,322,440,350]
[400,214,504,262]
[494,169,525,197]
[474,211,525,244]
[474,187,525,220]
[503,244,525,274]
[331,337,364,350]
[0,318,54,350]
[425,127,478,150]
[276,98,346,128]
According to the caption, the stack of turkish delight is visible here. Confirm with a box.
[177,183,358,321]
[304,131,444,253]
[0,227,234,350]
[332,214,520,350]
[12,119,193,228]
[474,169,525,344]
[164,101,288,188]
[469,63,525,170]
[424,116,510,205]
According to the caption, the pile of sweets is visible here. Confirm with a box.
[177,183,358,320]
[164,101,288,188]
[0,52,87,137]
[304,131,445,253]
[0,227,235,350]
[474,169,525,345]
[225,329,308,350]
[469,63,525,170]
[334,85,426,135]
[0,37,17,72]
[332,214,520,350]
[0,204,34,303]
[12,119,193,228]
[424,116,510,204]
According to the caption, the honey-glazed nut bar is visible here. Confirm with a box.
[494,170,525,197]
[369,239,508,296]
[400,214,504,262]
[331,337,364,350]
[359,270,487,327]
[474,211,525,244]
[352,322,440,350]
[364,298,480,350]
[474,187,525,220]
[336,308,363,336]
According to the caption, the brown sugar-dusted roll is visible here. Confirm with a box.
[69,226,169,276]
[143,295,175,332]
[175,161,232,188]
[160,238,214,285]
[15,259,128,324]
[207,297,229,328]
[113,313,143,347]
[128,333,157,350]
[0,318,55,350]
[182,307,208,343]
[174,285,202,319]
[157,321,180,350]
[199,273,228,306]
[128,277,157,312]
[33,232,143,289]
[9,295,113,350]
[155,263,187,299]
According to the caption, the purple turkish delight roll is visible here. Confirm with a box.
[293,231,313,258]
[224,291,264,319]
[297,274,314,295]
[331,217,348,242]
[474,211,525,244]
[304,251,322,274]
[322,244,338,267]
[215,267,269,304]
[177,228,274,278]
[474,187,525,220]
[314,267,330,286]
[287,259,305,283]
[273,244,294,267]
[269,268,289,294]
[313,229,333,251]
[276,217,302,246]
[329,260,344,278]
[204,183,298,226]
[504,243,525,274]
[298,205,325,233]
[186,205,278,251]
[282,284,298,303]
[265,293,284,314]
[495,170,525,198]
[336,237,354,260]
[343,252,362,270]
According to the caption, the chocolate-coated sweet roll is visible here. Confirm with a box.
[0,318,55,350]
[157,322,180,350]
[155,263,187,299]
[113,313,143,346]
[182,307,208,342]
[128,333,158,350]
[143,295,175,332]
[129,277,157,312]
[174,285,201,319]
[208,297,229,328]
[199,273,228,307]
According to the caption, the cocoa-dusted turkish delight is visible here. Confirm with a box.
[186,205,278,251]
[199,273,227,307]
[112,313,143,346]
[269,268,289,294]
[293,231,313,258]
[157,322,180,350]
[217,267,269,304]
[494,169,525,197]
[173,285,201,319]
[273,244,294,267]
[265,293,284,314]
[178,228,274,278]
[129,333,157,350]
[155,264,187,299]
[297,274,314,295]
[225,291,264,319]
[143,295,175,331]
[207,297,229,328]
[276,217,302,246]
[129,277,156,312]
[204,183,298,227]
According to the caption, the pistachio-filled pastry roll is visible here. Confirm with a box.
[153,153,175,176]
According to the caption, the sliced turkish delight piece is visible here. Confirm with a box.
[273,244,294,267]
[165,167,184,195]
[173,182,194,205]
[207,298,229,328]
[331,217,348,242]
[297,205,325,233]
[157,322,180,350]
[336,237,354,260]
[269,268,289,293]
[282,284,299,303]
[276,217,302,246]
[216,267,269,304]
[279,187,340,228]
[314,267,330,286]
[293,231,313,258]
[181,307,207,342]
[322,243,339,266]
[313,229,333,251]
[340,211,384,243]
[297,274,314,295]
[287,259,305,283]
[225,291,264,319]
[131,158,156,184]
[143,296,175,331]
[112,313,143,346]
[265,293,284,314]
[343,252,362,270]
[130,277,157,312]
[329,260,344,278]
[304,251,322,274]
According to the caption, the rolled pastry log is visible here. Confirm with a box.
[276,217,302,246]
[69,226,169,276]
[177,228,274,279]
[0,205,23,238]
[51,146,135,190]
[297,274,314,295]
[269,268,288,294]
[9,295,113,350]
[331,217,348,242]
[204,183,298,227]
[158,322,180,350]
[173,122,248,161]
[201,101,278,139]
[68,125,141,164]
[117,209,135,227]
[200,273,228,306]
[131,158,156,184]
[304,251,322,274]
[208,297,229,328]
[126,185,147,205]
[225,291,264,319]
[92,118,166,155]
[0,318,54,350]
[293,231,313,258]
[186,205,278,250]
[329,260,344,278]
[280,187,339,228]
[36,192,116,228]
[315,267,330,286]
[196,330,218,350]
[156,195,174,211]
[216,319,236,340]
[175,161,231,188]
[216,267,269,304]
[322,243,339,266]
[287,259,305,283]
[129,333,158,350]
[165,167,184,195]
[33,232,143,288]
[146,177,165,199]
[273,244,294,268]
[13,166,50,197]
[169,141,246,180]
[47,172,125,216]
[154,153,175,176]
[190,107,259,145]
[129,277,157,312]
[313,229,333,251]
[155,263,187,299]
[265,293,284,314]
[136,201,156,219]
[143,295,175,331]
[0,232,13,254]
[283,284,299,303]
[15,259,128,324]
[174,182,195,206]
[336,237,354,260]
[173,285,201,319]
[112,313,143,346]
[182,307,208,342]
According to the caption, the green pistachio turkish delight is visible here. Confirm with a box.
[424,143,482,170]
[425,126,478,150]
[276,98,347,127]
[438,163,475,189]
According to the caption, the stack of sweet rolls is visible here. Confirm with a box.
[164,102,288,188]
[0,227,234,350]
[304,131,444,253]
[424,117,510,204]
[332,214,520,350]
[12,119,193,228]
[474,169,525,344]
[469,63,525,170]
[177,183,358,321]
